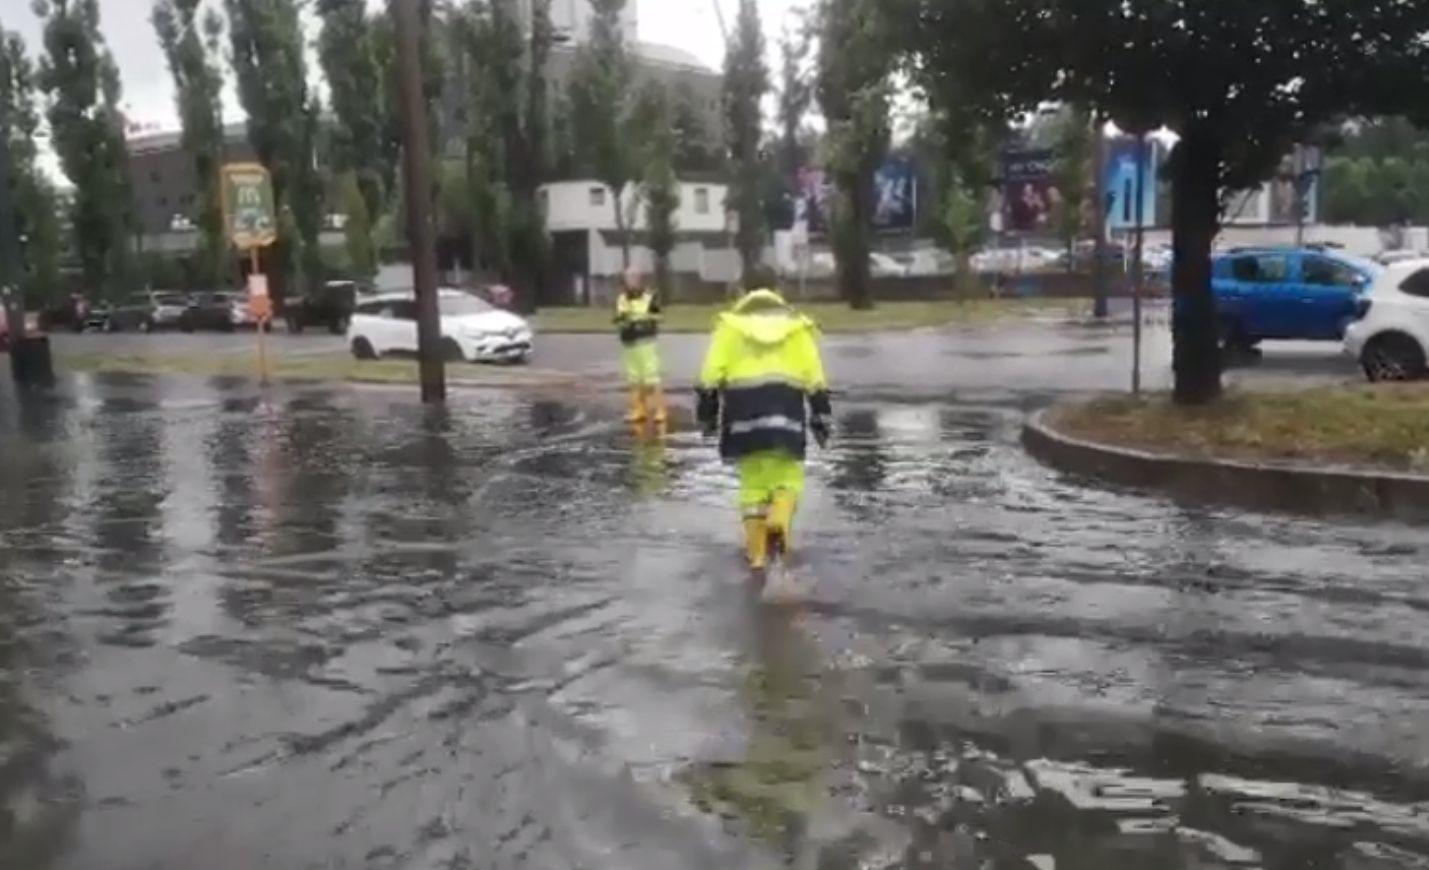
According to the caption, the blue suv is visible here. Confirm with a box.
[1210,248,1381,347]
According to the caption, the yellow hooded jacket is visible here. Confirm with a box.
[697,289,831,460]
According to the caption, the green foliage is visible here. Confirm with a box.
[569,0,636,266]
[671,84,721,175]
[911,0,1429,403]
[816,0,896,310]
[0,24,64,305]
[776,21,814,183]
[33,0,135,299]
[1049,106,1092,268]
[1321,118,1429,227]
[909,108,996,295]
[317,0,388,224]
[723,0,769,288]
[639,86,679,297]
[152,0,227,287]
[137,250,185,290]
[449,0,553,310]
[338,172,377,279]
[225,0,325,299]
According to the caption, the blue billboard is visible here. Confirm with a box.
[1104,137,1159,230]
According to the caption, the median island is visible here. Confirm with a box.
[1049,385,1429,472]
[1027,385,1429,518]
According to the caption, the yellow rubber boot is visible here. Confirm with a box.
[766,490,798,557]
[648,385,668,426]
[744,517,769,570]
[625,388,647,424]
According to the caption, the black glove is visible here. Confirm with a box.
[696,389,721,438]
[809,390,833,449]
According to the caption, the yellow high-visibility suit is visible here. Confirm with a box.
[615,288,667,424]
[697,289,832,569]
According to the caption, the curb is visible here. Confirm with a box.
[1022,409,1429,521]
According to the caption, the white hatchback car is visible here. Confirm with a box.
[348,289,534,364]
[1343,259,1429,381]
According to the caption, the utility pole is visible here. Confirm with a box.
[393,0,446,403]
[1091,116,1109,319]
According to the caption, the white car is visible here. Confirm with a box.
[868,252,907,278]
[348,289,534,364]
[1343,258,1429,381]
[892,248,957,277]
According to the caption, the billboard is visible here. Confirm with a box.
[873,157,916,231]
[794,159,918,235]
[221,163,278,249]
[1104,137,1159,230]
[1001,148,1057,233]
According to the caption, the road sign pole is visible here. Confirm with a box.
[252,246,270,385]
[1132,133,1148,396]
[394,0,446,403]
[1092,117,1109,319]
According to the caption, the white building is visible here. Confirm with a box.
[516,0,638,45]
[541,179,740,304]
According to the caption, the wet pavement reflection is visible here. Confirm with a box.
[1,373,1427,869]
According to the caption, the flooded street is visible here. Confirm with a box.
[1,362,1427,869]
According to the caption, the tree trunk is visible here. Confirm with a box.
[1170,126,1223,405]
[839,170,873,310]
[612,187,631,272]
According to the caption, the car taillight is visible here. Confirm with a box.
[1354,298,1373,320]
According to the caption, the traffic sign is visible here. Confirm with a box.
[221,163,278,249]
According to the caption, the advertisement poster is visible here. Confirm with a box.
[1001,148,1058,233]
[795,159,919,234]
[873,158,917,231]
[1104,137,1159,230]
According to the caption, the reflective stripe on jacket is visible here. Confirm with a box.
[615,291,660,346]
[698,289,828,460]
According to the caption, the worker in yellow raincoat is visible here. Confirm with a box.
[614,269,667,426]
[697,283,832,570]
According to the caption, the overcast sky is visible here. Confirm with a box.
[4,0,813,134]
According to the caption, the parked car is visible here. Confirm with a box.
[347,289,534,364]
[891,248,957,277]
[869,252,907,279]
[181,292,251,332]
[1344,258,1429,381]
[286,280,358,334]
[1377,249,1425,267]
[1208,247,1381,348]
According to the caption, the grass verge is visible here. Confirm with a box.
[57,351,567,386]
[1050,385,1429,472]
[533,298,1079,334]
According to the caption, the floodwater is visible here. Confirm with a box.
[1,373,1427,870]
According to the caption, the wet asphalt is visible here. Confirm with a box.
[3,318,1428,869]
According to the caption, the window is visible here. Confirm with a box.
[538,189,549,215]
[589,186,606,207]
[389,301,419,322]
[694,187,709,215]
[1400,268,1429,298]
[1302,257,1359,287]
[355,301,388,316]
[1230,254,1289,284]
